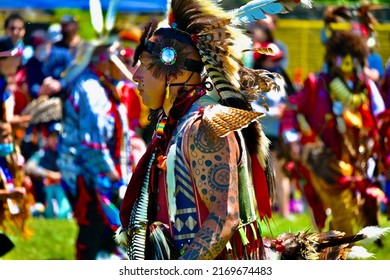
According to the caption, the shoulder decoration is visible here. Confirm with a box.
[201,105,264,137]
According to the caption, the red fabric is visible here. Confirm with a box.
[13,68,30,115]
[119,82,142,131]
[109,101,123,177]
[250,154,272,220]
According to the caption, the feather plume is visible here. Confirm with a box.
[243,47,277,56]
[347,246,375,260]
[202,104,264,137]
[231,0,283,24]
[357,226,390,245]
[115,226,129,247]
[105,0,120,33]
[148,223,171,260]
[154,0,311,110]
[231,0,312,25]
[148,222,180,260]
[166,143,177,223]
[148,222,181,260]
[89,0,104,36]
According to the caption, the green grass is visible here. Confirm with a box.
[1,212,390,260]
[1,218,77,260]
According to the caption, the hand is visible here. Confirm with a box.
[10,115,31,128]
[39,77,62,96]
[46,171,62,181]
[43,171,62,186]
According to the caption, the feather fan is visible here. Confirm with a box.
[268,226,390,260]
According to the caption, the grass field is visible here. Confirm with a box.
[1,211,390,260]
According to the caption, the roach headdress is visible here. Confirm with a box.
[135,0,312,107]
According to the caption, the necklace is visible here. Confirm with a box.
[329,77,368,110]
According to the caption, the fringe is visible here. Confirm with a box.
[218,221,264,260]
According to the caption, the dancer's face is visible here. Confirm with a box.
[132,52,166,110]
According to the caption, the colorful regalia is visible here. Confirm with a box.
[58,65,132,259]
[279,30,386,235]
[117,0,313,260]
[0,146,33,239]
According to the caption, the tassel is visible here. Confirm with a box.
[238,227,250,246]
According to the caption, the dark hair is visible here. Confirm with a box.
[154,28,195,47]
[252,22,274,42]
[4,13,25,30]
[326,30,369,92]
[325,30,369,68]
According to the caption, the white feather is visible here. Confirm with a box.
[166,143,177,223]
[165,0,172,17]
[347,246,375,260]
[110,54,133,81]
[105,0,120,32]
[89,0,104,35]
[358,226,390,245]
[300,0,313,8]
[114,226,129,247]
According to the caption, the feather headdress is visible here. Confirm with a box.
[157,0,312,105]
